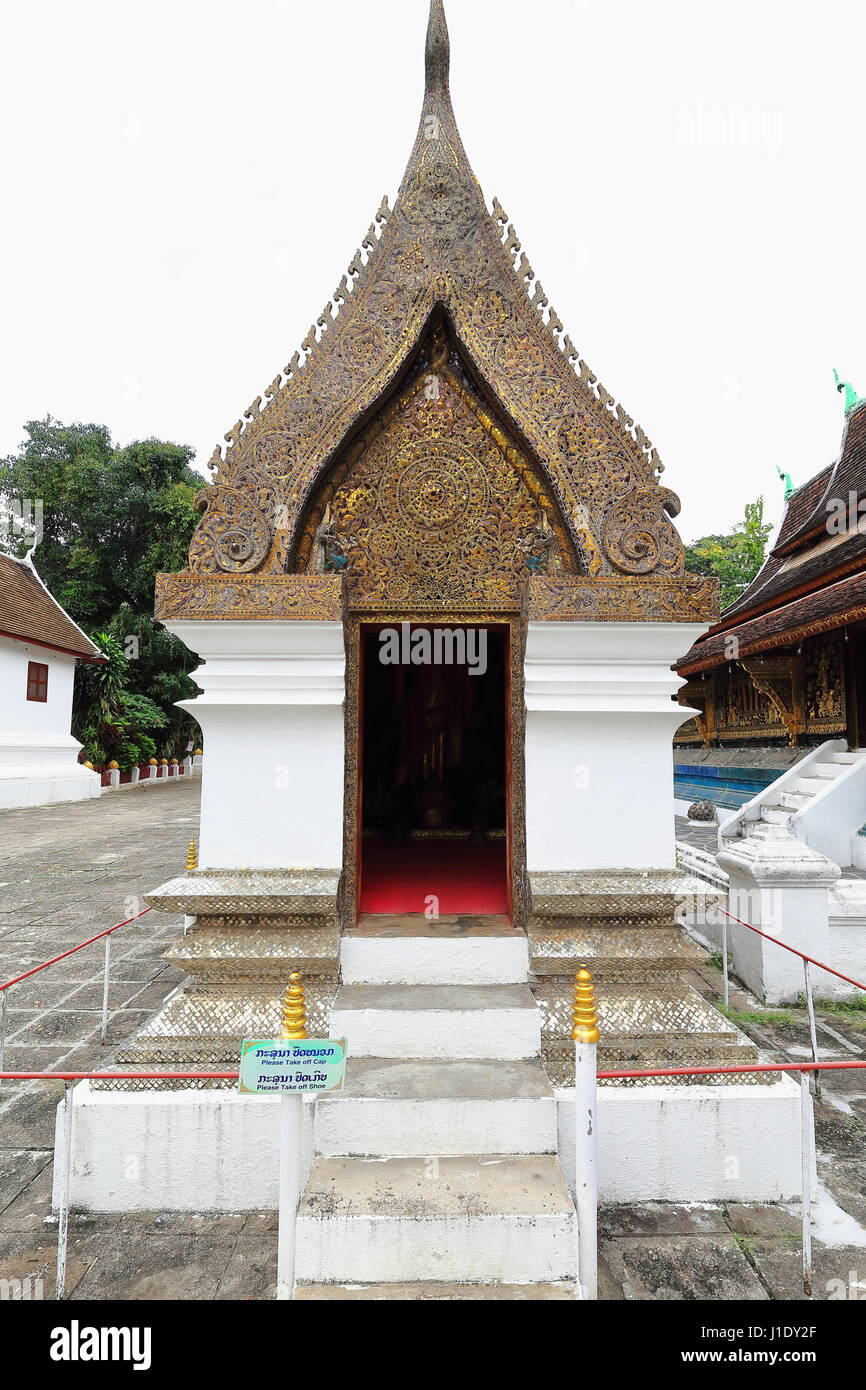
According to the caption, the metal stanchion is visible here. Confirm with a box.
[803,960,822,1100]
[100,936,112,1045]
[276,972,307,1301]
[572,966,600,1301]
[55,1081,74,1300]
[800,1071,814,1297]
[720,914,730,1008]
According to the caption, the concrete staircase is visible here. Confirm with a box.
[758,750,866,828]
[720,741,866,867]
[293,916,580,1299]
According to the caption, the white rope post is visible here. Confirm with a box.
[55,1081,74,1300]
[800,1070,814,1297]
[276,971,307,1301]
[803,960,821,1100]
[277,1092,304,1300]
[100,935,112,1045]
[572,966,600,1301]
[721,914,730,1009]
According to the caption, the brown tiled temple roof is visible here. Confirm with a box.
[677,400,866,674]
[0,554,103,660]
[678,570,866,673]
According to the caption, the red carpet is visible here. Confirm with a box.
[359,838,508,914]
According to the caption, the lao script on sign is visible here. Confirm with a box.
[238,1038,348,1095]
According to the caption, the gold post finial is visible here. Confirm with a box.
[571,966,600,1044]
[185,838,198,872]
[281,971,308,1041]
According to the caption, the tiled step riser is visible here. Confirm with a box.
[340,937,529,986]
[330,1005,541,1059]
[315,1094,557,1157]
[295,1282,579,1300]
[294,1213,576,1285]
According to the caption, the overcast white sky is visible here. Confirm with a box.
[1,0,863,543]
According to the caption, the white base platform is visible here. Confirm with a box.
[54,1076,806,1212]
[0,763,100,809]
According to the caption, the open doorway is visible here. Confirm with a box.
[359,624,510,914]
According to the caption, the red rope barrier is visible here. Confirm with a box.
[3,1060,866,1083]
[718,906,866,993]
[0,906,154,993]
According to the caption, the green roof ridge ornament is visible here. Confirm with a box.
[834,368,863,413]
[776,465,794,500]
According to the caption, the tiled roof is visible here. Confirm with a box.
[677,569,866,674]
[0,555,103,660]
[678,401,866,675]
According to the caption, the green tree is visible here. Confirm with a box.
[685,497,773,610]
[0,418,204,762]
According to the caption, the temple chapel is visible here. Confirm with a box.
[86,1,807,1293]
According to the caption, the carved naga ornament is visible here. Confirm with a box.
[165,0,713,624]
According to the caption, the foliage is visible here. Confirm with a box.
[1,418,204,765]
[685,497,773,611]
[74,632,172,768]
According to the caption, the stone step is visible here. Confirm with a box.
[165,925,340,980]
[294,1155,577,1285]
[120,982,338,1057]
[341,916,528,985]
[529,869,713,922]
[777,791,810,811]
[533,980,743,1048]
[330,984,541,1059]
[528,924,706,977]
[544,1034,761,1084]
[295,1281,580,1300]
[314,1058,556,1157]
[831,751,864,765]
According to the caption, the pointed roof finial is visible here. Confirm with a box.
[425,0,450,96]
[834,368,863,414]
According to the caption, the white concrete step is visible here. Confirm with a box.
[778,791,809,811]
[331,984,541,1059]
[813,761,843,779]
[296,1281,580,1300]
[341,917,528,985]
[294,1155,577,1285]
[795,776,830,795]
[760,805,792,825]
[314,1058,556,1157]
[831,751,865,765]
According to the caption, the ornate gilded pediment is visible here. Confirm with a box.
[179,0,696,614]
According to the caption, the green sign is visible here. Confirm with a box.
[238,1038,348,1095]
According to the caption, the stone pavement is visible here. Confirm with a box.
[674,815,718,852]
[0,784,864,1300]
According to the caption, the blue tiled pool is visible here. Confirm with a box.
[674,764,778,811]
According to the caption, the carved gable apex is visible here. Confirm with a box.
[187,1,686,588]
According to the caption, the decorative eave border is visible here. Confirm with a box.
[154,573,344,622]
[526,576,719,624]
[154,571,718,624]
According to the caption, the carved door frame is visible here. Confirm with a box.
[340,608,528,928]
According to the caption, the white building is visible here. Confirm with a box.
[0,553,103,809]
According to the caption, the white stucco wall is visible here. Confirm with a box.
[165,620,346,870]
[0,636,76,741]
[524,622,709,871]
[0,636,99,807]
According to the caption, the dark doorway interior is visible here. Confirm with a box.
[359,625,509,914]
